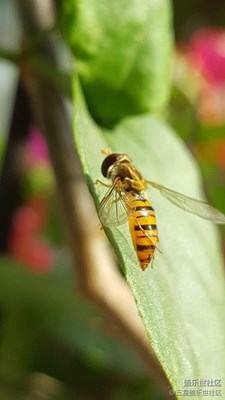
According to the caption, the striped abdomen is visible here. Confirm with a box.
[128,195,158,270]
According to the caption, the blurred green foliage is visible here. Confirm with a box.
[59,0,173,126]
[0,259,165,400]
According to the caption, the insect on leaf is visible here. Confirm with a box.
[74,79,225,399]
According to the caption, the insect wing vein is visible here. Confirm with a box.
[98,183,135,227]
[148,181,225,224]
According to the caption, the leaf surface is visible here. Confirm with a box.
[74,80,225,398]
[60,0,173,125]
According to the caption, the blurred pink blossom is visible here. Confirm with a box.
[189,28,225,86]
[9,198,55,273]
[28,126,49,163]
[8,127,54,273]
[185,28,225,126]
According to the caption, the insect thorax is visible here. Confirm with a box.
[110,161,146,189]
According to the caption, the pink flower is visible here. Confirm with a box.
[9,198,55,273]
[183,28,225,126]
[189,28,225,86]
[28,126,49,163]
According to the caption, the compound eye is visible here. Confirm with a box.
[101,153,124,177]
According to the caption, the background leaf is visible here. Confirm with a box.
[60,0,173,126]
[0,258,147,382]
[74,79,225,398]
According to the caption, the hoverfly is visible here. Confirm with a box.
[97,150,225,270]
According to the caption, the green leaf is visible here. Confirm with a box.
[74,79,225,398]
[60,0,173,126]
[0,257,146,381]
[197,123,225,142]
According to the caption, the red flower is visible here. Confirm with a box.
[9,199,54,273]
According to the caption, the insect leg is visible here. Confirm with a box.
[95,179,111,188]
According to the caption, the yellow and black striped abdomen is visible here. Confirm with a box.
[129,196,158,270]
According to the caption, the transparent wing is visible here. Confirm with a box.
[147,180,225,224]
[98,183,135,227]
